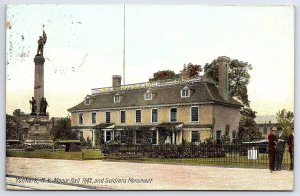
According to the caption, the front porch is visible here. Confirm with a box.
[94,122,213,146]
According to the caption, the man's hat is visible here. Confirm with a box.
[271,127,277,131]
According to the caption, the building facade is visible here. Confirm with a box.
[68,57,242,146]
[257,122,280,139]
[255,115,279,139]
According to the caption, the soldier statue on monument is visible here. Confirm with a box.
[40,97,49,115]
[30,28,49,115]
[29,97,37,115]
[37,30,47,56]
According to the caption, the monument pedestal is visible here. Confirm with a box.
[25,115,52,146]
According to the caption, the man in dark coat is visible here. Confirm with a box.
[268,127,278,172]
[287,127,294,171]
[275,127,286,171]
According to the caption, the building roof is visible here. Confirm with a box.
[68,80,242,112]
[255,115,278,124]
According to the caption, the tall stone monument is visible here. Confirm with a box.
[25,30,52,147]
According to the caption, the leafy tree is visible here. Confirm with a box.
[6,109,28,141]
[238,108,262,142]
[204,57,252,106]
[13,109,26,116]
[50,117,77,141]
[180,63,202,79]
[149,70,176,82]
[6,114,19,140]
[204,57,260,142]
[276,109,294,135]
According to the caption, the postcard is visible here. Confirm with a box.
[5,4,294,190]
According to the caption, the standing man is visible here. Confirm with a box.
[287,127,294,171]
[268,127,277,172]
[275,127,286,171]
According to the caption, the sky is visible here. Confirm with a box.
[6,4,294,117]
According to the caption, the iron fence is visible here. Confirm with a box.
[102,143,291,169]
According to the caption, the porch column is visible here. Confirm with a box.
[92,130,95,146]
[77,130,81,140]
[104,130,106,142]
[156,129,159,145]
[172,132,175,144]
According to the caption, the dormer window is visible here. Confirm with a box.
[84,98,90,105]
[144,90,152,100]
[114,95,121,103]
[181,86,190,98]
[84,95,94,105]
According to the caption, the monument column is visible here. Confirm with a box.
[34,55,45,114]
[25,29,52,147]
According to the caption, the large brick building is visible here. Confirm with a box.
[68,57,242,146]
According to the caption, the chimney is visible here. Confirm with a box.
[217,56,229,101]
[112,75,122,88]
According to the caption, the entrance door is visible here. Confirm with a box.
[105,131,112,142]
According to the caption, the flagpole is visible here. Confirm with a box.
[123,4,126,85]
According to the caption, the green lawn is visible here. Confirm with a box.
[6,149,103,160]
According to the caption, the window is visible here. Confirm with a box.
[120,130,126,143]
[91,112,96,124]
[170,108,177,122]
[144,91,152,100]
[191,106,199,122]
[136,110,141,123]
[216,130,221,144]
[151,109,158,123]
[121,111,126,123]
[106,131,111,142]
[232,131,237,143]
[136,130,142,144]
[106,112,111,124]
[151,131,157,144]
[191,131,200,143]
[85,98,90,105]
[79,113,83,125]
[181,88,190,97]
[114,95,121,103]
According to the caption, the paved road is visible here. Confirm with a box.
[6,157,293,190]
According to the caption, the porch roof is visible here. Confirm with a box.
[95,123,115,129]
[114,125,155,130]
[182,124,212,129]
[157,122,183,129]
